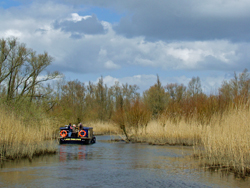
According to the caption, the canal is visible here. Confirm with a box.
[0,136,249,187]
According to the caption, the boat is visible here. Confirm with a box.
[59,126,96,144]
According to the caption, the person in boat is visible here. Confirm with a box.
[68,123,73,137]
[79,122,83,130]
[73,124,77,133]
[71,124,77,137]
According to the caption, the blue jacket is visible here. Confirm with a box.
[68,125,73,132]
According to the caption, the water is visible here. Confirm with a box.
[0,136,249,188]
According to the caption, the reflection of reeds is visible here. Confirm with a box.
[0,108,57,161]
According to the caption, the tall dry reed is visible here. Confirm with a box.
[85,121,122,135]
[127,120,202,145]
[196,105,250,177]
[0,108,58,161]
[128,105,250,177]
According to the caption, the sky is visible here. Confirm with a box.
[1,0,250,94]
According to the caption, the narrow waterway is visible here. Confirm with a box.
[0,136,249,188]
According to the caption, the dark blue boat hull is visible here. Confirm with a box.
[59,137,96,145]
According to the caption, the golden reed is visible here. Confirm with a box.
[86,121,122,135]
[92,104,250,177]
[0,108,57,161]
[196,105,250,177]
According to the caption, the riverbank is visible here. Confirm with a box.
[89,120,202,145]
[3,136,248,188]
[0,108,58,161]
[89,105,250,178]
[2,104,250,178]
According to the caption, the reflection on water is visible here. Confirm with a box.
[59,145,89,162]
[0,135,249,188]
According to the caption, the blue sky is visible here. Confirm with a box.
[0,0,20,8]
[1,0,250,93]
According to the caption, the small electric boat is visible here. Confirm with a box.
[59,126,96,144]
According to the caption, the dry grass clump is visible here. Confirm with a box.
[85,121,122,135]
[128,120,202,146]
[0,108,58,161]
[196,106,250,177]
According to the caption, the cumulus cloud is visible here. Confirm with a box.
[65,0,250,42]
[53,13,105,36]
[1,0,250,93]
[1,8,247,74]
[104,61,120,70]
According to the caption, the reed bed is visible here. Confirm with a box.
[0,108,58,161]
[196,106,250,177]
[93,104,250,177]
[127,120,202,146]
[128,107,250,177]
[85,121,122,135]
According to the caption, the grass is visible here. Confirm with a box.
[0,107,58,161]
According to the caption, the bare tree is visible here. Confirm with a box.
[0,38,61,102]
[219,69,250,102]
[165,83,186,102]
[187,76,202,97]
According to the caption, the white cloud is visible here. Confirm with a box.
[0,0,249,93]
[101,75,119,87]
[0,5,245,73]
[104,60,120,69]
[4,29,23,38]
[70,13,91,22]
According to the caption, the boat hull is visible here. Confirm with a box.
[59,137,96,145]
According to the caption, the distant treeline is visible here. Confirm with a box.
[1,38,250,128]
